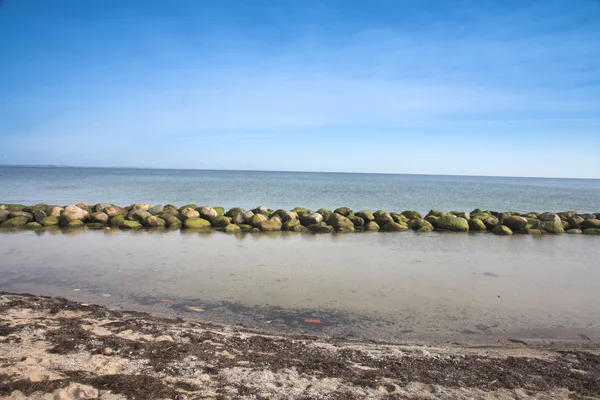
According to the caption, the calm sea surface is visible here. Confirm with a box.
[1,166,600,213]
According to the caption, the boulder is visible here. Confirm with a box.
[583,228,600,235]
[127,209,151,223]
[247,214,268,228]
[424,215,439,227]
[373,210,385,219]
[417,226,433,233]
[291,207,308,213]
[542,219,564,234]
[33,209,47,223]
[408,219,434,231]
[183,218,211,229]
[482,216,500,230]
[307,222,334,233]
[144,216,166,228]
[61,205,89,224]
[132,204,152,211]
[355,210,375,222]
[567,216,584,230]
[401,210,422,220]
[316,208,333,221]
[327,213,355,232]
[226,207,245,218]
[94,203,113,212]
[24,222,42,230]
[274,210,298,222]
[198,206,219,221]
[252,205,269,215]
[364,221,380,231]
[258,217,283,232]
[427,210,446,218]
[502,215,528,232]
[581,219,600,230]
[230,210,251,225]
[566,229,582,234]
[65,220,85,229]
[90,212,109,223]
[1,216,29,228]
[450,211,470,220]
[375,212,394,226]
[580,213,596,220]
[539,212,560,222]
[179,204,198,212]
[109,215,126,226]
[147,205,164,215]
[180,207,200,220]
[9,211,33,222]
[436,215,469,232]
[557,211,578,219]
[349,215,365,227]
[213,207,225,215]
[238,224,254,232]
[6,204,25,212]
[165,216,182,229]
[119,220,142,229]
[299,211,323,226]
[468,218,486,231]
[334,207,353,217]
[0,210,9,223]
[104,206,125,218]
[525,228,543,235]
[75,203,93,214]
[282,219,308,232]
[39,216,59,227]
[211,216,231,228]
[380,222,409,232]
[391,213,409,224]
[223,224,241,233]
[492,225,513,235]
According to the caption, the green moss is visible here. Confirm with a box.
[401,210,422,220]
[223,224,241,233]
[183,218,211,229]
[583,228,600,235]
[247,214,268,228]
[333,207,352,217]
[65,220,85,229]
[213,206,225,215]
[355,210,374,222]
[380,222,409,232]
[1,216,29,228]
[373,210,385,219]
[40,216,60,227]
[211,215,231,228]
[118,220,141,229]
[375,212,394,226]
[427,209,446,218]
[408,219,434,231]
[467,218,486,231]
[110,215,126,226]
[179,204,198,212]
[416,226,433,233]
[492,225,513,235]
[258,217,282,232]
[327,213,355,231]
[436,215,469,232]
[238,224,253,232]
[24,222,42,230]
[502,215,528,231]
[291,207,307,213]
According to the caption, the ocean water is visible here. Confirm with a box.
[1,166,600,213]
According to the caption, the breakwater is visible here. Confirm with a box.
[1,203,600,235]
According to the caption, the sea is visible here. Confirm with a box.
[1,166,600,342]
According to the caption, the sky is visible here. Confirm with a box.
[0,0,599,178]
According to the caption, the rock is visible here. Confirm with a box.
[380,222,409,232]
[198,206,219,221]
[408,219,434,231]
[90,212,109,223]
[349,215,365,227]
[299,211,323,226]
[436,215,469,232]
[427,210,446,218]
[247,214,268,228]
[65,220,85,229]
[468,218,486,231]
[364,221,380,231]
[580,213,596,220]
[24,222,42,230]
[282,219,308,232]
[224,224,241,233]
[450,211,470,220]
[581,219,600,230]
[502,215,528,231]
[6,204,25,212]
[566,229,582,234]
[375,212,394,226]
[147,205,164,215]
[258,217,283,232]
[567,216,584,230]
[109,215,126,226]
[94,203,112,212]
[226,207,245,218]
[417,226,434,233]
[33,209,47,223]
[253,205,269,215]
[401,210,422,220]
[334,207,353,217]
[180,207,200,220]
[482,216,500,230]
[542,219,564,234]
[165,216,182,229]
[316,208,333,221]
[179,204,198,212]
[0,210,9,223]
[213,206,225,215]
[424,215,439,227]
[557,211,578,219]
[492,225,513,235]
[61,205,89,224]
[104,206,125,218]
[539,212,560,222]
[583,228,600,235]
[307,222,334,233]
[132,204,152,211]
[40,217,60,226]
[86,223,106,230]
[127,209,151,223]
[327,213,355,232]
[238,224,254,232]
[75,203,93,214]
[119,220,142,229]
[183,218,211,229]
[144,216,166,228]
[211,215,231,228]
[274,210,298,222]
[373,210,385,219]
[355,210,375,222]
[291,207,307,213]
[391,213,409,224]
[9,211,34,222]
[525,228,543,235]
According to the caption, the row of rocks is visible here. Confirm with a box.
[1,203,600,236]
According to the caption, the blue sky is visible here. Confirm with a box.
[1,0,599,178]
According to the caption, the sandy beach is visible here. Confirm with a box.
[1,292,599,399]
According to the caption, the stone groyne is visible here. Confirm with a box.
[1,203,600,235]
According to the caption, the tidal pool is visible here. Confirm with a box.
[1,229,599,342]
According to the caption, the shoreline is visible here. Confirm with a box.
[1,292,600,399]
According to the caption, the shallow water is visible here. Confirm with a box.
[1,229,599,341]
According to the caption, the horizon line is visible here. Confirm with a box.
[1,164,599,181]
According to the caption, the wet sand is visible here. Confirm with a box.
[1,292,600,399]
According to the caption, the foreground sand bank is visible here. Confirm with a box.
[1,293,599,399]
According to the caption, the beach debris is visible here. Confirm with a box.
[80,303,89,306]
[304,319,322,324]
[186,306,204,312]
[102,293,112,297]
[123,281,131,286]
[73,288,81,292]
[160,299,173,303]
[228,287,234,291]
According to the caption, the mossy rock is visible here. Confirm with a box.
[9,211,33,221]
[144,216,166,228]
[327,213,355,232]
[24,222,42,230]
[247,214,268,228]
[401,210,422,220]
[542,220,564,234]
[109,215,126,226]
[436,215,469,232]
[525,228,543,235]
[1,216,29,228]
[40,216,60,227]
[567,216,584,230]
[165,216,182,229]
[0,209,9,223]
[373,210,385,219]
[561,220,570,230]
[211,215,231,228]
[183,218,211,229]
[226,207,246,218]
[333,207,352,217]
[291,207,307,213]
[390,213,409,224]
[424,215,439,227]
[355,210,374,222]
[482,216,500,230]
[417,226,433,233]
[566,229,582,234]
[6,204,26,212]
[408,219,434,231]
[524,212,540,219]
[238,224,254,232]
[275,209,298,222]
[427,209,446,218]
[316,208,332,221]
[307,221,333,233]
[467,218,486,231]
[450,211,470,220]
[90,212,109,224]
[349,215,365,227]
[581,219,600,230]
[492,225,513,235]
[65,220,85,229]
[471,212,492,220]
[179,207,200,220]
[375,212,394,226]
[282,219,301,231]
[223,224,241,233]
[197,206,219,221]
[179,204,198,212]
[298,212,323,226]
[502,215,528,232]
[213,206,225,215]
[380,222,409,232]
[364,221,380,231]
[583,228,600,235]
[258,217,283,232]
